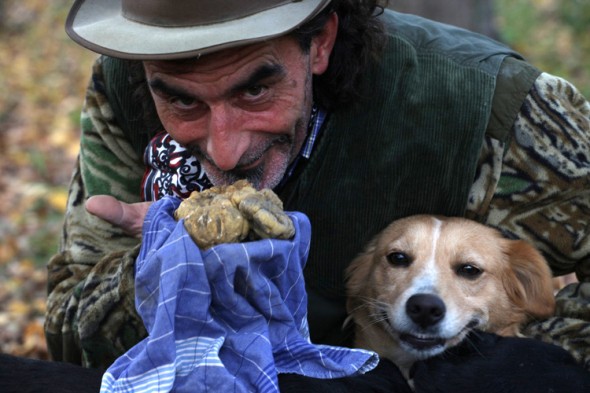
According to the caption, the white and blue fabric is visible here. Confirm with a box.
[100,196,378,392]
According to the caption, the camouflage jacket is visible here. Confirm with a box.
[45,52,590,371]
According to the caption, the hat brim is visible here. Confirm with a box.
[66,0,331,60]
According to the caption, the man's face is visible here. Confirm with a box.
[143,24,335,189]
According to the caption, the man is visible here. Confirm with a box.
[45,0,590,390]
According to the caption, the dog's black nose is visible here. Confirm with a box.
[406,294,446,328]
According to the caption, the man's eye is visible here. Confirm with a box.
[244,85,266,98]
[170,96,197,109]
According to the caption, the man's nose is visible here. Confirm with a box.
[205,104,250,171]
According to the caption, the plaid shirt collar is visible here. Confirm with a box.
[301,104,326,159]
[280,104,326,183]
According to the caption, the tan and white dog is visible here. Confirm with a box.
[345,215,556,378]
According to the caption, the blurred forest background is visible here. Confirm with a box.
[0,0,588,360]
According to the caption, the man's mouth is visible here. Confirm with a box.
[235,156,263,172]
[189,135,290,172]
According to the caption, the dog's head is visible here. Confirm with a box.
[345,215,555,371]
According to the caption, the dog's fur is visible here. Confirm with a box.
[346,215,556,377]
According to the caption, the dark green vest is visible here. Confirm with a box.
[101,10,539,347]
[277,11,540,345]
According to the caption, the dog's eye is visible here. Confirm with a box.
[386,252,412,267]
[456,263,482,279]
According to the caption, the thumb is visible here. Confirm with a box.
[86,195,152,237]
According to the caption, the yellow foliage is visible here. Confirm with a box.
[48,189,69,213]
[8,300,32,316]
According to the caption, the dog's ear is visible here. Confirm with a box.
[502,239,556,321]
[345,240,378,314]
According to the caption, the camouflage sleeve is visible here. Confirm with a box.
[475,73,590,278]
[466,72,590,369]
[44,57,147,369]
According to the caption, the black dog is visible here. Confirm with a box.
[411,331,590,393]
[0,354,102,393]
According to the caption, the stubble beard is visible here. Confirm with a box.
[187,131,299,190]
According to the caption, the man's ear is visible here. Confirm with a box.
[310,12,338,75]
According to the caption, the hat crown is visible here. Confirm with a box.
[123,0,295,27]
[66,0,330,59]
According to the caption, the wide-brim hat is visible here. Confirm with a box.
[66,0,332,60]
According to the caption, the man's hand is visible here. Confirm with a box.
[86,195,152,237]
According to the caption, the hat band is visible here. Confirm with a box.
[122,0,295,27]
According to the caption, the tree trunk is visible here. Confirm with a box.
[387,0,499,39]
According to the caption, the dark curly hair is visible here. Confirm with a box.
[293,0,389,110]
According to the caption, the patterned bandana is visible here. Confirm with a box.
[141,132,212,201]
[141,105,325,201]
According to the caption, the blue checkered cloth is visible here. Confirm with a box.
[100,197,378,393]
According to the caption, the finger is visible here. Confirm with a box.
[120,200,152,236]
[86,195,152,237]
[86,195,125,225]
